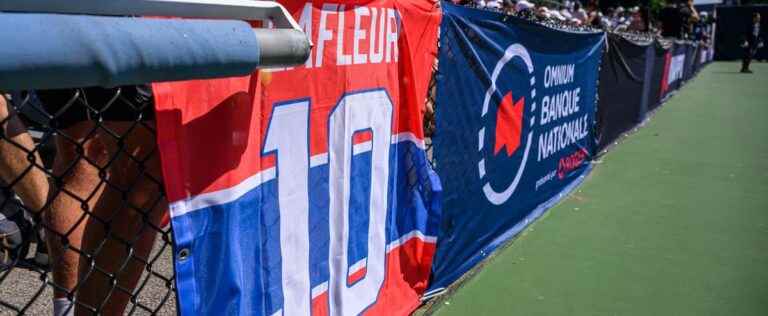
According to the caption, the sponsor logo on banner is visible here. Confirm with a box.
[537,63,590,180]
[557,148,588,179]
[661,52,685,96]
[667,54,686,85]
[477,44,536,205]
[477,44,590,205]
[430,2,602,291]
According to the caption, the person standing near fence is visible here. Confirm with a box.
[0,95,50,270]
[741,13,763,73]
[0,95,50,220]
[35,86,166,316]
[660,0,699,39]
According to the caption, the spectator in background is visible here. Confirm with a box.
[34,86,166,315]
[592,11,611,29]
[611,6,625,28]
[628,6,647,32]
[603,7,616,29]
[660,0,699,39]
[585,0,606,29]
[741,12,764,73]
[560,8,573,21]
[572,1,588,23]
[699,12,714,48]
[536,5,552,20]
[691,11,707,41]
[515,0,535,14]
[486,0,502,10]
[570,18,583,26]
[0,95,50,271]
[551,10,567,23]
[0,96,49,221]
[502,0,517,15]
[585,0,599,15]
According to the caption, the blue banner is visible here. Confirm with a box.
[429,3,604,290]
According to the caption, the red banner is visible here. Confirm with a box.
[151,0,441,315]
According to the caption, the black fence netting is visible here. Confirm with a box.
[1,87,176,315]
[596,35,652,151]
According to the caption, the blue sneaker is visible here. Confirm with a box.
[0,216,23,271]
[1,191,31,271]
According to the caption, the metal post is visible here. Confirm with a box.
[0,0,311,67]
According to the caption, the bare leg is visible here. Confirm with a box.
[0,95,49,213]
[78,121,165,315]
[46,120,165,315]
[46,122,106,303]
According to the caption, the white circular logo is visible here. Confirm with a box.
[477,43,537,205]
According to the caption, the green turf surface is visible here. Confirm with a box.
[428,62,768,316]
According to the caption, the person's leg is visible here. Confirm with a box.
[46,120,165,315]
[68,121,165,315]
[45,121,106,308]
[742,46,754,73]
[1,94,51,274]
[37,86,164,315]
[0,95,50,213]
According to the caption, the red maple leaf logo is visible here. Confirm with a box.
[494,91,525,156]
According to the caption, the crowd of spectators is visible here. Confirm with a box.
[451,0,651,32]
[659,0,718,42]
[451,0,717,43]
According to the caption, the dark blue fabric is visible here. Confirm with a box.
[683,43,697,82]
[640,43,656,119]
[429,3,604,290]
[648,44,669,110]
[596,36,652,151]
[0,13,260,90]
[674,42,689,90]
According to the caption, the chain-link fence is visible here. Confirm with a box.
[1,87,176,315]
[0,77,439,316]
[0,3,677,315]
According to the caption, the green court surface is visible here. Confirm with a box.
[426,62,768,316]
